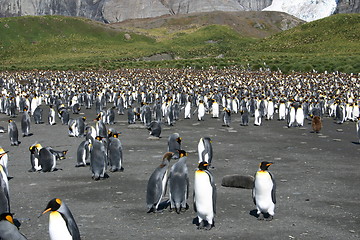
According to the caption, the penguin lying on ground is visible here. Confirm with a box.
[41,198,81,240]
[252,161,276,221]
[148,121,162,138]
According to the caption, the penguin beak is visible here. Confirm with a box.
[266,162,274,166]
[39,208,52,218]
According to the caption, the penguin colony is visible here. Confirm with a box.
[0,69,359,238]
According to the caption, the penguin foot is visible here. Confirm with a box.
[266,215,274,221]
[204,224,213,230]
[197,220,205,229]
[257,213,265,220]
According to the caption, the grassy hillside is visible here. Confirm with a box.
[0,13,359,73]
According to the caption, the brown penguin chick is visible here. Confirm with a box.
[312,116,322,133]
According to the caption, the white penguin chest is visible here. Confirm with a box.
[49,211,72,240]
[194,171,213,213]
[254,172,274,205]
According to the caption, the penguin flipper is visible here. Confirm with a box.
[270,172,276,204]
[193,189,197,213]
[59,211,81,240]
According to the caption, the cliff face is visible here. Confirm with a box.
[0,0,358,23]
[335,0,360,14]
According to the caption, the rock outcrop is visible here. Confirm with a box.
[0,0,358,23]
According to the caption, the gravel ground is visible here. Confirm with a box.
[0,106,359,240]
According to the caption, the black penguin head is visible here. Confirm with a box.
[95,136,103,141]
[8,119,12,123]
[259,161,273,171]
[0,212,14,225]
[198,162,209,170]
[178,150,187,158]
[42,198,62,215]
[176,137,182,144]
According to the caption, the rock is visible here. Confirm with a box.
[124,33,131,40]
[1,0,358,24]
[221,174,254,189]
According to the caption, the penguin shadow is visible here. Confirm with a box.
[249,209,272,220]
[351,141,360,145]
[23,133,33,137]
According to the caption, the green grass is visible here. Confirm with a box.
[0,14,359,73]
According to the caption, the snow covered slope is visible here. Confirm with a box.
[263,0,338,22]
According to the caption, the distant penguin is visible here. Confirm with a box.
[33,106,43,124]
[75,140,91,167]
[0,213,27,240]
[0,126,5,133]
[312,116,322,133]
[0,164,10,215]
[0,148,9,176]
[39,147,57,172]
[106,107,115,125]
[72,103,81,114]
[90,136,108,180]
[254,108,261,126]
[48,105,56,125]
[127,107,136,124]
[295,105,304,127]
[193,162,216,230]
[356,117,360,143]
[47,147,68,161]
[108,133,124,172]
[68,119,77,137]
[197,100,205,121]
[59,108,70,125]
[41,198,81,240]
[240,109,249,126]
[147,121,162,138]
[288,105,296,127]
[21,107,31,137]
[211,99,219,118]
[198,137,213,167]
[278,101,286,120]
[146,152,173,213]
[168,150,189,213]
[95,114,107,138]
[76,117,86,137]
[168,133,181,159]
[252,161,276,221]
[222,108,231,127]
[28,144,42,172]
[8,120,21,146]
[184,101,191,119]
[266,99,274,120]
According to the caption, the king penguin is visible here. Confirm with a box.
[28,143,42,172]
[198,137,213,167]
[21,107,31,137]
[193,162,216,230]
[48,105,56,125]
[146,152,174,213]
[75,140,91,167]
[90,136,108,180]
[8,120,21,146]
[41,198,81,240]
[147,121,162,138]
[0,148,9,176]
[168,150,189,213]
[252,161,276,221]
[39,146,57,172]
[168,133,181,159]
[356,117,360,143]
[33,106,43,124]
[0,213,27,240]
[222,108,231,127]
[0,164,10,215]
[108,133,124,172]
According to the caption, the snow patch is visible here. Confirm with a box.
[263,0,338,22]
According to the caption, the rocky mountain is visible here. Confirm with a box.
[0,0,358,23]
